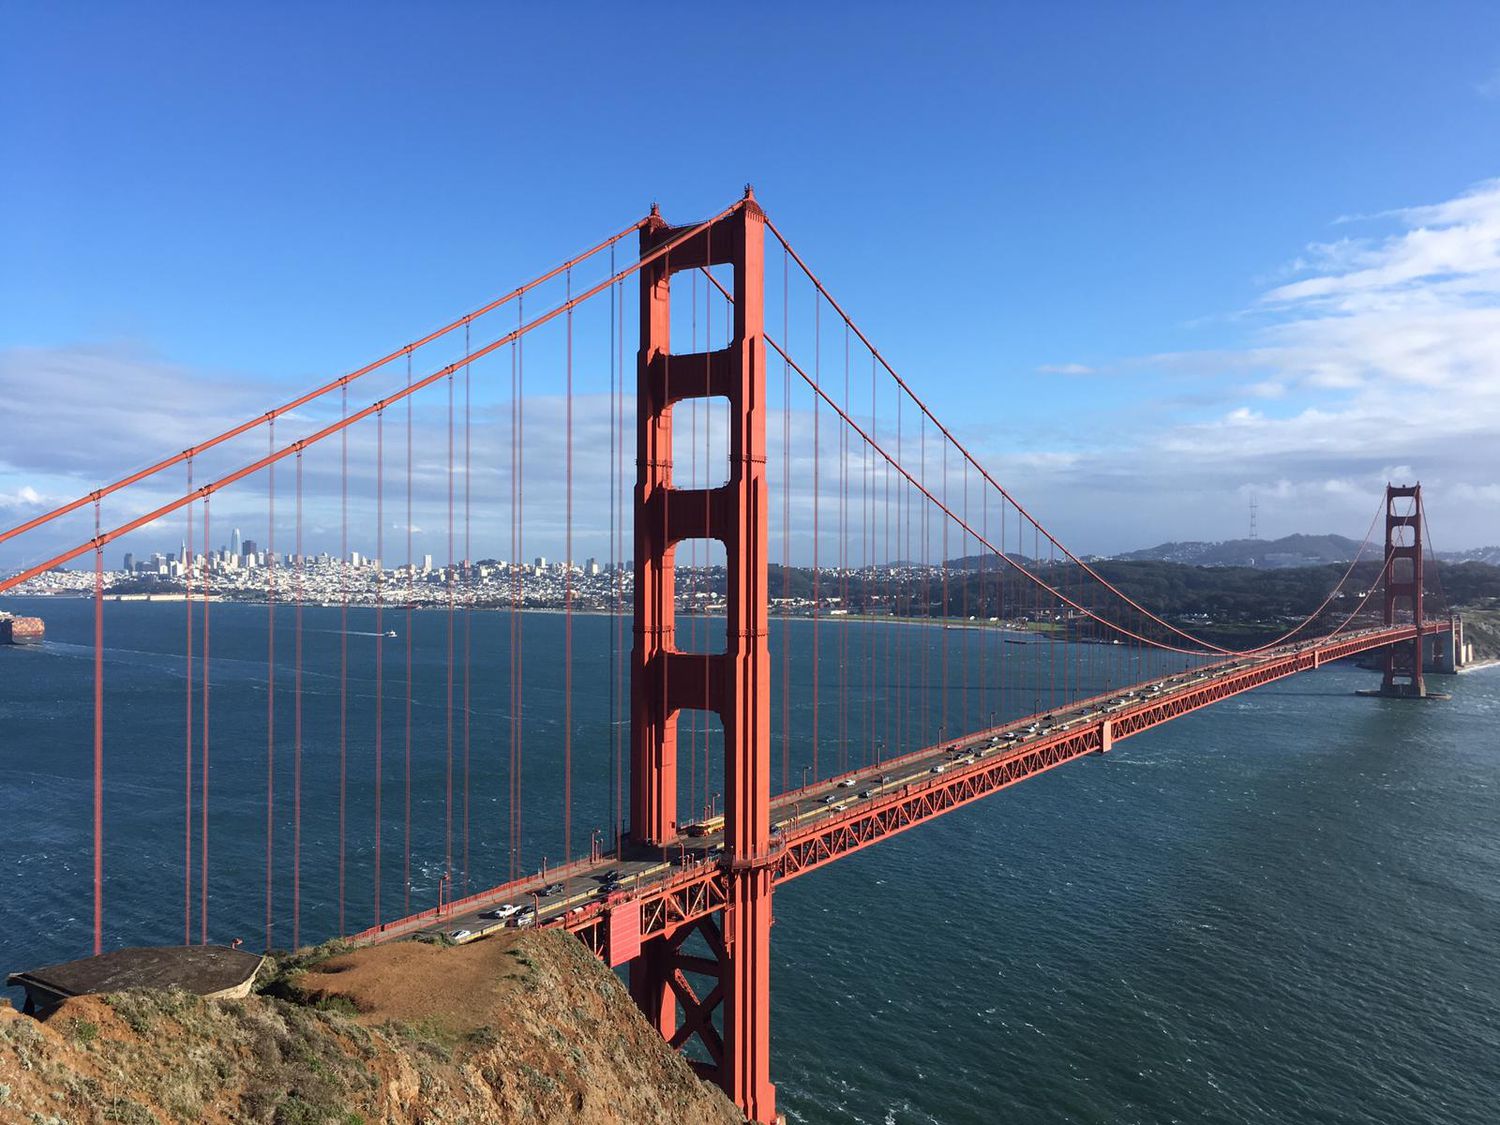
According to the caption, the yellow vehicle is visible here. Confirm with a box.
[683,814,725,838]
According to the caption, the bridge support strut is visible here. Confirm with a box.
[629,191,777,1123]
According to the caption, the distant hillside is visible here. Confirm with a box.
[1444,546,1500,566]
[1116,533,1365,568]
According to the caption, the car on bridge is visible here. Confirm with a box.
[480,904,521,920]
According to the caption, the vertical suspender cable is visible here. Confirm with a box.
[184,459,194,946]
[510,303,520,879]
[265,424,276,951]
[781,244,791,792]
[92,502,104,956]
[339,385,349,935]
[564,269,574,862]
[962,458,969,736]
[513,295,526,877]
[608,260,618,847]
[463,327,473,891]
[375,407,385,928]
[979,462,987,728]
[811,293,821,780]
[688,273,698,820]
[941,438,949,743]
[404,355,414,914]
[446,369,455,885]
[615,274,626,850]
[840,324,849,772]
[912,420,924,744]
[294,452,304,949]
[200,496,211,945]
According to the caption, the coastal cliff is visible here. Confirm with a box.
[0,930,744,1124]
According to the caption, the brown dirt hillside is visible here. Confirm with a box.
[0,929,745,1125]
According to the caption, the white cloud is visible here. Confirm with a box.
[1036,362,1096,375]
[963,179,1500,548]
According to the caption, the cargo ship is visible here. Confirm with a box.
[0,612,45,645]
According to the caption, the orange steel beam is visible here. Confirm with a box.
[357,623,1442,961]
[549,622,1442,956]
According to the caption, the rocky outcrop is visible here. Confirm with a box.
[0,930,744,1124]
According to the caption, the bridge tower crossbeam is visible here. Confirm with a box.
[628,189,776,1123]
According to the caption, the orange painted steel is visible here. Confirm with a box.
[763,216,1387,659]
[628,190,776,1124]
[695,264,1388,662]
[0,207,738,597]
[1382,484,1426,697]
[0,221,647,550]
[549,622,1445,960]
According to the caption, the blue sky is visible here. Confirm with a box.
[4,1,1500,561]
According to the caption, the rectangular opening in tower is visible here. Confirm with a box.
[671,537,728,652]
[674,706,725,840]
[670,397,732,490]
[668,264,736,356]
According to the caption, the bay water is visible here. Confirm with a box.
[1,597,1496,1123]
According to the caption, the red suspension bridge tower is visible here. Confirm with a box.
[1381,483,1426,698]
[629,189,777,1122]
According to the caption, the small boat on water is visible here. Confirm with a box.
[385,629,398,638]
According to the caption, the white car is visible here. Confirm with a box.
[480,903,521,920]
[838,778,857,788]
[447,928,473,942]
[930,763,946,775]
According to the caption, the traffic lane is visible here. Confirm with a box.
[430,634,1370,941]
[426,856,675,942]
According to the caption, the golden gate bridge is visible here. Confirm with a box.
[0,188,1457,1123]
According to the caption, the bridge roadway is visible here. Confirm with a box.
[350,621,1443,962]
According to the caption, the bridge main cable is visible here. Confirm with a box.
[0,219,649,549]
[760,219,1387,657]
[0,203,744,593]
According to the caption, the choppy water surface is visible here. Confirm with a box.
[2,598,1496,1124]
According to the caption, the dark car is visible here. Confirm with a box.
[542,882,564,896]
